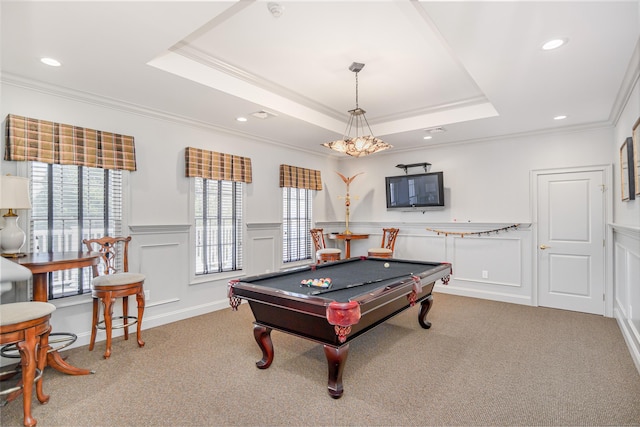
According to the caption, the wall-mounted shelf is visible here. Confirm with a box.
[395,162,431,174]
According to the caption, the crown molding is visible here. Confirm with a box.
[1,73,332,159]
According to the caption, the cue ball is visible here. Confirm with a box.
[384,262,390,268]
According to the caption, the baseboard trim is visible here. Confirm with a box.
[434,283,532,306]
[59,299,230,350]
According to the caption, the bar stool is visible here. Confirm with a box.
[0,301,56,427]
[82,236,145,359]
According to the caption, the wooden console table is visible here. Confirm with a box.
[332,233,369,258]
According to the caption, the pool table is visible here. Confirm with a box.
[228,257,451,398]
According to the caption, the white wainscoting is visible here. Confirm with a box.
[130,224,189,308]
[612,224,640,373]
[318,221,533,306]
[127,224,230,331]
[245,222,282,275]
[434,226,532,305]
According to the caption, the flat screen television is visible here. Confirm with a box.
[385,171,444,210]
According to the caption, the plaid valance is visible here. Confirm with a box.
[185,147,252,183]
[4,114,137,171]
[279,164,323,191]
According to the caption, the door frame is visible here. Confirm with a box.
[531,164,613,317]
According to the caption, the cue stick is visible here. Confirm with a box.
[309,273,415,296]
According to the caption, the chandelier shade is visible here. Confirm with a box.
[323,63,392,157]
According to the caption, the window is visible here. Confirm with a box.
[282,187,312,263]
[29,162,123,299]
[194,178,243,275]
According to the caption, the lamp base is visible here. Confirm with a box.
[1,252,27,258]
[1,213,27,256]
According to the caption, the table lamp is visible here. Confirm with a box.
[0,174,32,257]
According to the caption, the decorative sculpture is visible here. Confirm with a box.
[336,172,363,235]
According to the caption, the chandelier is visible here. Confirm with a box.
[322,62,392,157]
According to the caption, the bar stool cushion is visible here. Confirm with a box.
[317,248,342,256]
[92,272,145,287]
[0,302,56,326]
[367,248,393,256]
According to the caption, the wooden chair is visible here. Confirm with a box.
[1,301,55,427]
[82,236,145,359]
[368,228,399,258]
[310,228,342,263]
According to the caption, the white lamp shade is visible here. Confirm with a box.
[0,175,32,210]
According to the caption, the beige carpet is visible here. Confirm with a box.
[1,293,639,426]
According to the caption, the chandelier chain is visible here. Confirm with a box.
[354,71,359,109]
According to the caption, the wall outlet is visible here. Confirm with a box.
[482,270,489,279]
[144,290,150,301]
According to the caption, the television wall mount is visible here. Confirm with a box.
[395,162,431,174]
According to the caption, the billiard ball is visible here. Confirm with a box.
[384,262,390,268]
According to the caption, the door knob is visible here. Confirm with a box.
[539,244,551,250]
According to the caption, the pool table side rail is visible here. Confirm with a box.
[227,261,450,311]
[243,279,437,347]
[229,258,450,303]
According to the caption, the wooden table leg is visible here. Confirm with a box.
[323,344,349,399]
[31,273,48,305]
[46,350,93,375]
[32,272,94,376]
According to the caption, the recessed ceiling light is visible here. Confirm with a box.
[236,117,248,122]
[423,136,433,140]
[542,38,567,50]
[251,110,277,120]
[40,57,61,67]
[553,115,567,121]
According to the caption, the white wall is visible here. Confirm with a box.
[329,128,613,224]
[611,57,640,373]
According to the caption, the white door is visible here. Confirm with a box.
[537,170,605,315]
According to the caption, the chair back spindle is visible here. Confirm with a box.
[84,236,131,277]
[381,228,399,251]
[310,228,327,252]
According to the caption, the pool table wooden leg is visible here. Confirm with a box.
[418,294,433,329]
[323,344,349,399]
[253,324,274,369]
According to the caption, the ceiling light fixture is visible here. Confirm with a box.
[542,38,567,50]
[322,62,392,157]
[267,2,284,18]
[251,110,277,120]
[553,115,567,120]
[425,127,446,134]
[40,57,61,67]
